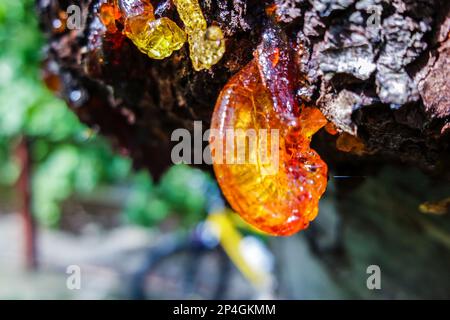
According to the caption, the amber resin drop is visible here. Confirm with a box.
[211,50,328,236]
[99,2,122,33]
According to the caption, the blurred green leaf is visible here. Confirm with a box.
[157,165,210,225]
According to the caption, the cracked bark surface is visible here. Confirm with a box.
[37,0,449,178]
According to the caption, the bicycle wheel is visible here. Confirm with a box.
[129,240,231,300]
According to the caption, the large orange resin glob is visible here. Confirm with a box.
[210,27,328,236]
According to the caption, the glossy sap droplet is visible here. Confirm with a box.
[111,0,186,60]
[119,0,154,19]
[188,26,225,71]
[211,61,328,236]
[211,26,328,236]
[99,2,122,33]
[124,16,187,59]
[173,0,225,70]
[172,0,206,34]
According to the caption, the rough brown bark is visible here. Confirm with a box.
[37,0,449,178]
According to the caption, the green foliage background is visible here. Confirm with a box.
[0,0,208,228]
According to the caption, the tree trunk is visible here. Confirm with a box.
[37,0,450,179]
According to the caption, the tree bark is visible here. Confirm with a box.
[37,0,449,178]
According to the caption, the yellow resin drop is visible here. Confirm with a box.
[173,0,206,34]
[124,16,187,60]
[110,0,187,60]
[188,27,226,71]
[173,0,225,70]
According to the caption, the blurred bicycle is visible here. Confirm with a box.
[128,166,277,300]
